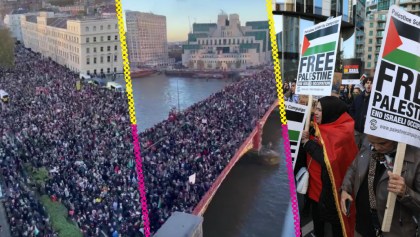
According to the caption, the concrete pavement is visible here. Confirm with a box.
[0,199,12,237]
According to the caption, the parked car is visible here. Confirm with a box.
[79,73,91,80]
[87,78,106,87]
[106,82,124,93]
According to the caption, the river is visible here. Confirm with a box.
[115,74,231,131]
[203,112,290,237]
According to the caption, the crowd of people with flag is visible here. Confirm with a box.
[290,75,420,237]
[286,7,420,237]
[0,44,279,236]
[1,5,419,237]
[0,45,141,236]
[139,68,277,232]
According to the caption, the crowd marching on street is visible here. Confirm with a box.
[1,43,419,237]
[0,44,278,236]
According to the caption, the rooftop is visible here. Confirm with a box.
[47,17,67,29]
[26,15,37,23]
[10,8,29,15]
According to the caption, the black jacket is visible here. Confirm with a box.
[349,91,370,133]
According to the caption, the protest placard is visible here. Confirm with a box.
[285,101,309,169]
[296,16,342,96]
[364,6,420,148]
[363,6,419,232]
[342,59,362,85]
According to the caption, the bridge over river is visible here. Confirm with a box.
[119,74,293,237]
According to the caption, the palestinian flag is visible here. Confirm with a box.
[285,104,307,169]
[301,24,340,56]
[382,16,420,72]
[288,132,299,158]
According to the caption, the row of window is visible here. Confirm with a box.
[50,48,81,66]
[367,38,382,45]
[369,22,386,28]
[70,54,79,64]
[189,60,247,64]
[86,45,118,53]
[86,55,118,65]
[365,54,379,68]
[221,31,233,37]
[368,30,384,37]
[87,67,118,75]
[398,4,420,11]
[191,54,249,59]
[197,38,254,45]
[187,49,253,54]
[23,25,81,44]
[85,24,118,32]
[367,46,381,52]
[86,35,119,43]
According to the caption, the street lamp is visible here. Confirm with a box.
[177,77,180,113]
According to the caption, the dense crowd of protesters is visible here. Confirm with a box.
[0,145,56,236]
[0,45,138,236]
[139,69,277,231]
[0,44,278,235]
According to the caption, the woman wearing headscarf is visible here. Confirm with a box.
[301,96,358,237]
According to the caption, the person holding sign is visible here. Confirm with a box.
[340,135,420,237]
[301,96,358,237]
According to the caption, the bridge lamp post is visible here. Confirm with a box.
[177,77,180,113]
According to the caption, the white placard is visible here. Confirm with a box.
[296,16,342,96]
[364,6,420,148]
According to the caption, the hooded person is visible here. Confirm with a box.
[301,96,358,237]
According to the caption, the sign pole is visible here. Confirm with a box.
[381,142,407,232]
[304,95,313,132]
[381,0,404,231]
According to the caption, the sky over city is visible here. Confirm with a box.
[121,0,271,42]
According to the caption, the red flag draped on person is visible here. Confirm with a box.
[314,112,358,237]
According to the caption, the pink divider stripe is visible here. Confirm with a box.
[131,124,151,237]
[281,124,301,237]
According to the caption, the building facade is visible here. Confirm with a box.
[3,9,31,42]
[399,0,420,15]
[20,12,122,75]
[363,0,419,76]
[354,0,367,60]
[125,11,173,68]
[272,0,364,81]
[182,13,271,70]
[363,8,387,76]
